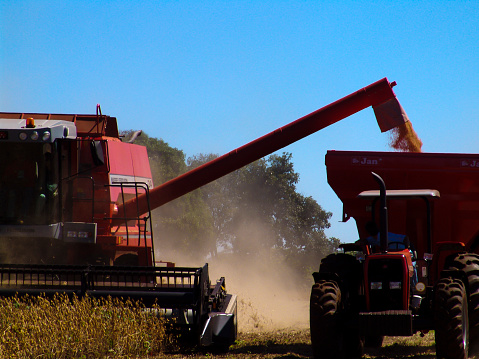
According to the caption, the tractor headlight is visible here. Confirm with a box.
[415,282,426,293]
[389,281,402,290]
[371,282,383,290]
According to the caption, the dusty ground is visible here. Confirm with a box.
[159,330,436,358]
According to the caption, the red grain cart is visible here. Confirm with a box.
[309,150,479,358]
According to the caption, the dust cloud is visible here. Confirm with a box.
[209,250,310,333]
[388,121,423,152]
[156,221,311,333]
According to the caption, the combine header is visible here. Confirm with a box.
[0,77,408,348]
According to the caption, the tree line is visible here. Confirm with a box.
[122,130,340,279]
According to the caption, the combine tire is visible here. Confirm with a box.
[113,253,139,266]
[434,277,469,359]
[447,253,479,355]
[310,280,342,359]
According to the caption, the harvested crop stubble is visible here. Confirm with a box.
[0,294,171,359]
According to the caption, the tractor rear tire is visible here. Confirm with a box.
[434,277,469,359]
[447,253,479,356]
[310,280,342,359]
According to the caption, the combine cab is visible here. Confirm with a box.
[310,150,479,359]
[0,77,410,349]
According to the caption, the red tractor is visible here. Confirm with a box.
[310,150,479,359]
[0,77,408,348]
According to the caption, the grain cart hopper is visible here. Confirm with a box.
[311,150,479,359]
[0,77,407,348]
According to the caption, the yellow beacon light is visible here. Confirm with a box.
[26,117,35,128]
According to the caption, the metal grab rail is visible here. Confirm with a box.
[106,181,155,265]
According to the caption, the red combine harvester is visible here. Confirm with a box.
[310,150,479,358]
[0,78,407,348]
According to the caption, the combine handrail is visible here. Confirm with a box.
[106,182,155,265]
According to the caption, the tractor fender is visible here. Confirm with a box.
[312,271,340,284]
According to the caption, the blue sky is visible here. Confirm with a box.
[1,1,478,242]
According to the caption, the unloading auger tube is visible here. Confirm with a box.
[114,77,409,223]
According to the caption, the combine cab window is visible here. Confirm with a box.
[0,143,60,225]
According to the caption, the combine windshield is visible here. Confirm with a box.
[0,143,60,225]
